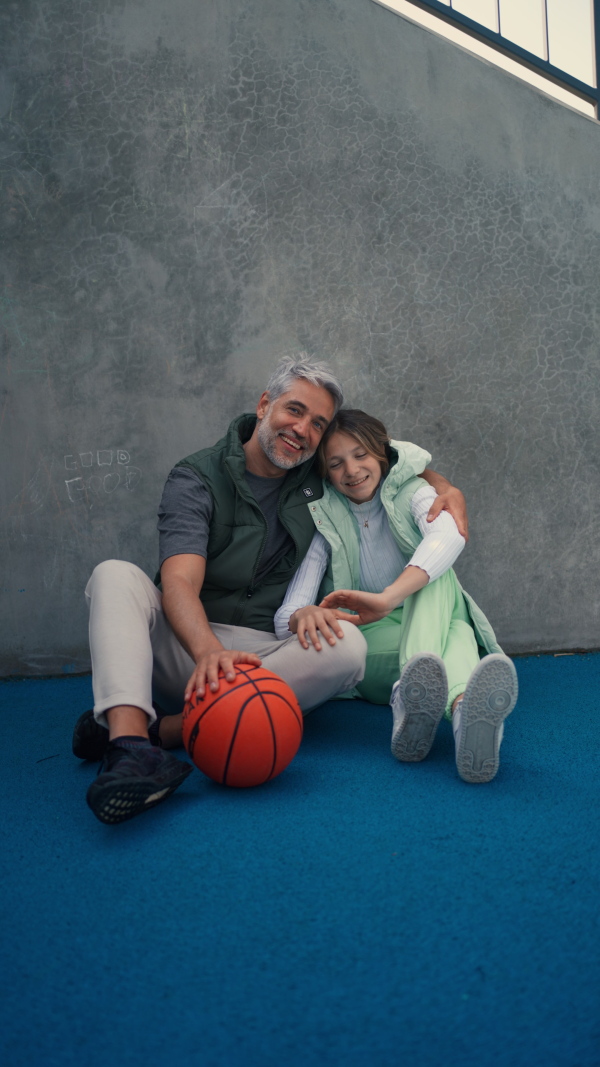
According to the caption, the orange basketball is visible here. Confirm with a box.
[182,664,303,788]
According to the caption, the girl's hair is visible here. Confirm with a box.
[318,409,392,478]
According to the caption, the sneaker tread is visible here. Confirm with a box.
[455,654,518,784]
[86,749,192,825]
[391,653,448,762]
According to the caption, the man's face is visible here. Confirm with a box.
[256,380,336,471]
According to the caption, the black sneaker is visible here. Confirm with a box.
[72,709,109,761]
[73,707,164,761]
[86,742,192,825]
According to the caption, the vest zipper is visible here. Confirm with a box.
[248,515,269,596]
[277,489,300,573]
[233,475,309,620]
[231,514,268,620]
[244,477,312,608]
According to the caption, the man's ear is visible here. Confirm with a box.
[256,391,270,419]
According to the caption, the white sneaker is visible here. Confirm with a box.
[390,653,448,762]
[453,653,518,784]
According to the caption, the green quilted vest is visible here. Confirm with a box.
[174,414,324,632]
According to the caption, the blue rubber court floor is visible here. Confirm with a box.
[1,653,599,1067]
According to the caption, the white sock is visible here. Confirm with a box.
[390,680,406,731]
[452,697,463,738]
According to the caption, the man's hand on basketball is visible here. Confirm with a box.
[289,604,353,652]
[426,487,469,541]
[184,649,262,701]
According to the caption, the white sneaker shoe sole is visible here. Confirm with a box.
[391,653,448,762]
[454,653,518,784]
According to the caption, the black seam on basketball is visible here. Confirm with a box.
[188,689,302,761]
[187,709,216,759]
[222,692,259,786]
[185,680,265,757]
[248,689,303,730]
[233,665,299,692]
[234,668,299,700]
[187,721,200,758]
[187,676,285,715]
[185,668,302,766]
[234,665,287,683]
[253,688,278,780]
[186,677,302,742]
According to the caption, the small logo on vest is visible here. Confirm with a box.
[302,487,314,498]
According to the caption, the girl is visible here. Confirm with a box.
[274,410,517,784]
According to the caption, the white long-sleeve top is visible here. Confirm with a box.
[274,484,465,639]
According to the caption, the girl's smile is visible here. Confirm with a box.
[323,431,383,504]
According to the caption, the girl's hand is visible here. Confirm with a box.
[319,589,394,626]
[290,605,354,651]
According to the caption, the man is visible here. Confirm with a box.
[75,357,466,825]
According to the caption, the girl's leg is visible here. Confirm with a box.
[389,571,478,762]
[398,570,479,716]
[439,601,480,717]
[391,571,517,780]
[355,601,451,763]
[390,652,448,761]
[354,609,405,704]
[354,573,476,707]
[452,654,518,783]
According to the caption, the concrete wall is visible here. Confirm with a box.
[1,0,599,674]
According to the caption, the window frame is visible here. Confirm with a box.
[373,0,600,118]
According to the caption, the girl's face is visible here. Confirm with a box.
[323,431,383,504]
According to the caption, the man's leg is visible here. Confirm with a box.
[211,621,367,713]
[83,559,194,824]
[85,581,366,757]
[86,559,196,726]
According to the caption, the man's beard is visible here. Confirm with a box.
[257,415,312,470]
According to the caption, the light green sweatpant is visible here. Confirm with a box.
[355,569,480,716]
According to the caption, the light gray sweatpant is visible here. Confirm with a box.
[86,560,367,727]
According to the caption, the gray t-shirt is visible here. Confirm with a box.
[157,466,294,583]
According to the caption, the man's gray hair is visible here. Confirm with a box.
[265,355,344,414]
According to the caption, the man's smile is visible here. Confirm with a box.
[279,433,304,452]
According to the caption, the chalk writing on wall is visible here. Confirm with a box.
[64,449,142,507]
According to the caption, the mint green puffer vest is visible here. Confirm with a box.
[309,441,502,657]
[174,414,323,632]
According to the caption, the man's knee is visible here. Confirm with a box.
[86,559,150,598]
[335,621,367,681]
